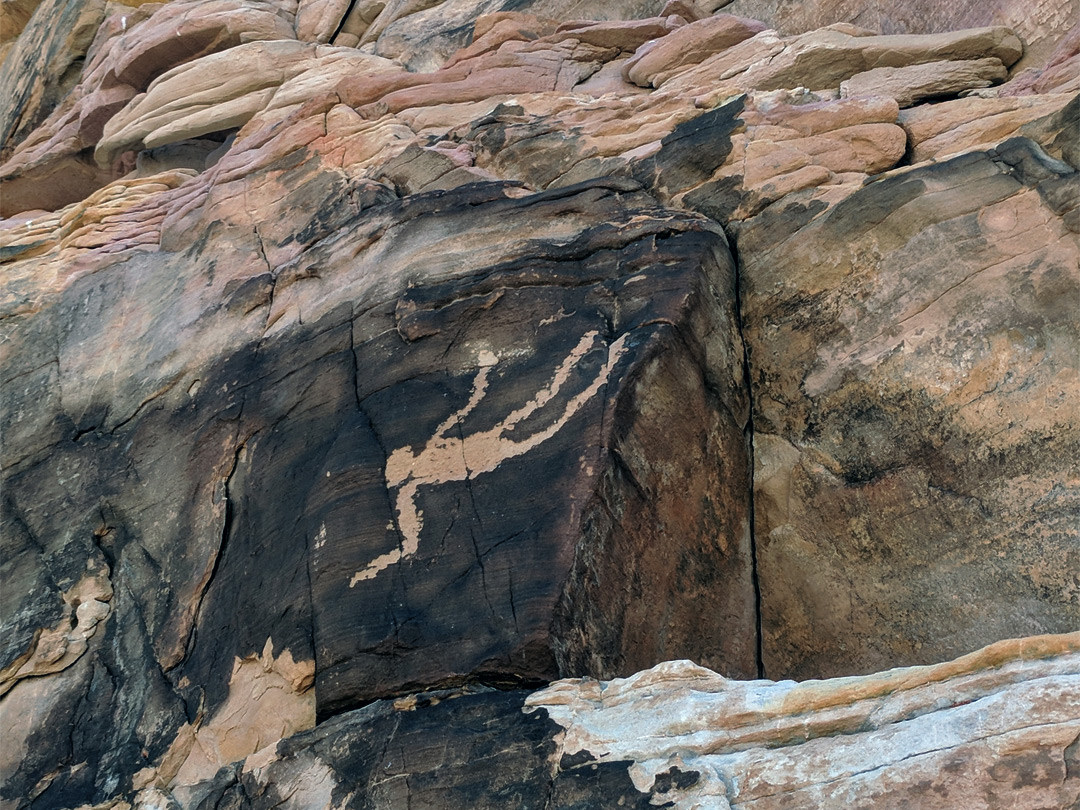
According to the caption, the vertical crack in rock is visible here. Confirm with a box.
[727,226,765,679]
[328,0,361,44]
[183,440,245,664]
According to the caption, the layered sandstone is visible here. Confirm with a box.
[110,633,1080,809]
[1,0,1077,807]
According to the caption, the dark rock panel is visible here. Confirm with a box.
[179,688,660,810]
[2,164,755,805]
[303,179,756,714]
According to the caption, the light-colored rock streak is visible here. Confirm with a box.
[350,330,629,586]
[0,560,113,697]
[525,632,1080,810]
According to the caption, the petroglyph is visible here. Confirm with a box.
[350,330,630,586]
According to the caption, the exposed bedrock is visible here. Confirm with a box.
[1,161,754,802]
[736,135,1080,679]
[1,0,1078,806]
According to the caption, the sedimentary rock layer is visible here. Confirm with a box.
[1,0,1077,807]
[150,633,1080,810]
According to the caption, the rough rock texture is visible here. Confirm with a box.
[738,135,1080,679]
[724,0,1080,72]
[2,0,1078,807]
[1,169,757,802]
[530,633,1080,810]
[122,633,1080,809]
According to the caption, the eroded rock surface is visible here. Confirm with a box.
[112,633,1080,809]
[529,632,1080,810]
[2,0,1078,807]
[738,135,1079,679]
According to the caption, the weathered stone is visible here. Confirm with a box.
[96,40,316,165]
[441,12,560,69]
[294,0,350,42]
[529,633,1080,810]
[553,16,683,52]
[622,13,768,88]
[1001,22,1080,96]
[372,0,668,72]
[671,93,905,221]
[94,40,404,167]
[737,136,1080,679]
[840,56,1008,107]
[0,0,42,42]
[104,0,297,92]
[2,3,1078,808]
[181,687,663,810]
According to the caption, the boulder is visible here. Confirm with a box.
[294,0,351,42]
[840,56,1009,107]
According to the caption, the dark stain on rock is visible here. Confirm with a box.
[632,95,745,198]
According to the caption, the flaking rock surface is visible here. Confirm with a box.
[1,0,1077,807]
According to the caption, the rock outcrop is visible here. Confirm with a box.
[1,0,1077,806]
[739,133,1079,679]
[123,632,1080,809]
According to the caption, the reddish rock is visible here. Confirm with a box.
[622,13,768,88]
[1,2,1077,807]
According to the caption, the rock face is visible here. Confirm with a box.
[141,633,1080,810]
[739,134,1080,679]
[1,0,1077,807]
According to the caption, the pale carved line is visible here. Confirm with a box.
[349,330,629,586]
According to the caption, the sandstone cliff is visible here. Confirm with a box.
[1,0,1077,807]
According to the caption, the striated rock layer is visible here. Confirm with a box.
[107,632,1080,809]
[1,0,1078,806]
